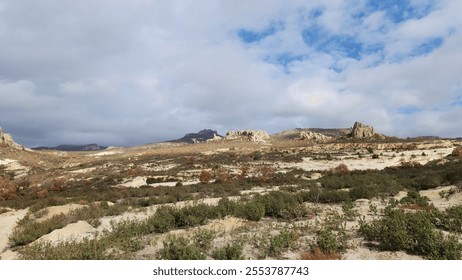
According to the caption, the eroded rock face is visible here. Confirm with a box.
[225,130,270,143]
[300,131,332,142]
[350,122,375,139]
[0,127,24,150]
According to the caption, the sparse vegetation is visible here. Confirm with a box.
[2,126,462,261]
[359,208,462,259]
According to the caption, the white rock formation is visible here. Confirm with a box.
[350,122,376,139]
[225,130,270,143]
[300,131,333,142]
[0,127,24,150]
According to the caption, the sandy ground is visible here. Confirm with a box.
[0,209,28,254]
[117,176,200,188]
[421,185,462,210]
[279,148,453,172]
[87,151,122,157]
[34,221,97,246]
[36,204,87,222]
[70,167,97,174]
[343,246,423,260]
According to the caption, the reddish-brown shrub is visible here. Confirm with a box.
[215,167,230,183]
[199,170,212,184]
[452,147,462,157]
[256,165,275,182]
[300,248,341,260]
[49,178,67,192]
[0,176,17,200]
[331,163,350,175]
[36,189,49,199]
[239,165,250,179]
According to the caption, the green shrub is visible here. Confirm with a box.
[192,229,215,252]
[255,192,305,219]
[316,228,347,254]
[212,241,244,260]
[440,205,462,233]
[159,235,206,260]
[350,185,379,200]
[145,206,176,233]
[400,190,430,208]
[359,208,462,259]
[236,201,265,221]
[255,229,297,258]
[216,197,238,218]
[19,238,111,260]
[9,214,69,246]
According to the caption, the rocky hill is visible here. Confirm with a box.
[172,129,223,143]
[33,144,108,151]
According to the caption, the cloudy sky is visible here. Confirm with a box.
[1,0,461,147]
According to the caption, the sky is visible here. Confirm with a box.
[1,0,461,147]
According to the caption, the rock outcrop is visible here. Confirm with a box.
[300,131,333,142]
[225,130,270,143]
[0,127,24,150]
[350,122,375,139]
[174,129,223,144]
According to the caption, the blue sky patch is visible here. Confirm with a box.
[264,53,307,73]
[411,37,444,57]
[398,106,422,115]
[451,95,462,107]
[238,22,283,43]
[302,26,363,60]
[365,0,435,23]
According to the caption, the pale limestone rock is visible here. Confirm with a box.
[225,130,270,143]
[350,122,375,139]
[300,131,332,142]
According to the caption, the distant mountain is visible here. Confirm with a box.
[171,129,223,143]
[33,144,108,151]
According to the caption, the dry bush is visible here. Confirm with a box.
[452,146,462,157]
[239,165,250,178]
[49,178,67,192]
[300,248,341,260]
[36,189,49,199]
[199,170,211,184]
[331,163,350,175]
[125,167,143,177]
[0,176,18,200]
[400,160,422,168]
[256,165,275,182]
[215,167,230,183]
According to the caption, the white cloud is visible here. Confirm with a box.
[0,0,461,146]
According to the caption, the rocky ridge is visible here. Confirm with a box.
[0,127,24,150]
[174,129,223,144]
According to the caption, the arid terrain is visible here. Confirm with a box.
[1,123,462,260]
